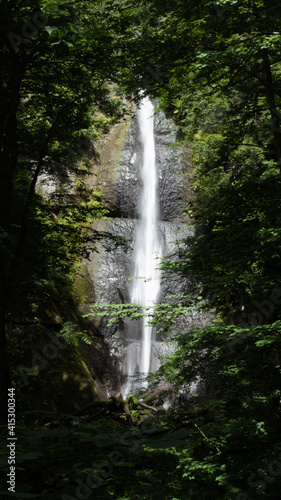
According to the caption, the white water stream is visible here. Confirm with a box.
[123,97,162,396]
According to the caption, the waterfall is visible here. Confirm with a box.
[84,94,206,398]
[122,97,162,396]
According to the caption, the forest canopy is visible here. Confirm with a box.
[1,1,281,499]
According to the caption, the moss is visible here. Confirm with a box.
[9,323,99,414]
[83,103,134,211]
[73,264,92,306]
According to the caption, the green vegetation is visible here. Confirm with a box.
[1,0,281,499]
[0,0,125,417]
[0,412,193,500]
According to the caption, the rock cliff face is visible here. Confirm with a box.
[155,109,189,223]
[81,102,209,396]
[113,104,192,222]
[31,101,208,406]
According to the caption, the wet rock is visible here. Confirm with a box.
[83,217,209,395]
[114,104,190,222]
[82,103,210,396]
[154,111,183,221]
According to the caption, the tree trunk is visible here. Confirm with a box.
[0,52,24,422]
[0,275,11,424]
[13,105,69,260]
[262,48,281,168]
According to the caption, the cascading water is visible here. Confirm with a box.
[83,94,210,398]
[122,97,162,396]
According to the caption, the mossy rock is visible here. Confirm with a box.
[9,324,99,414]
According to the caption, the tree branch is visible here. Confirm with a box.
[193,422,221,455]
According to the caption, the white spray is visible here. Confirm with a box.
[123,97,162,396]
